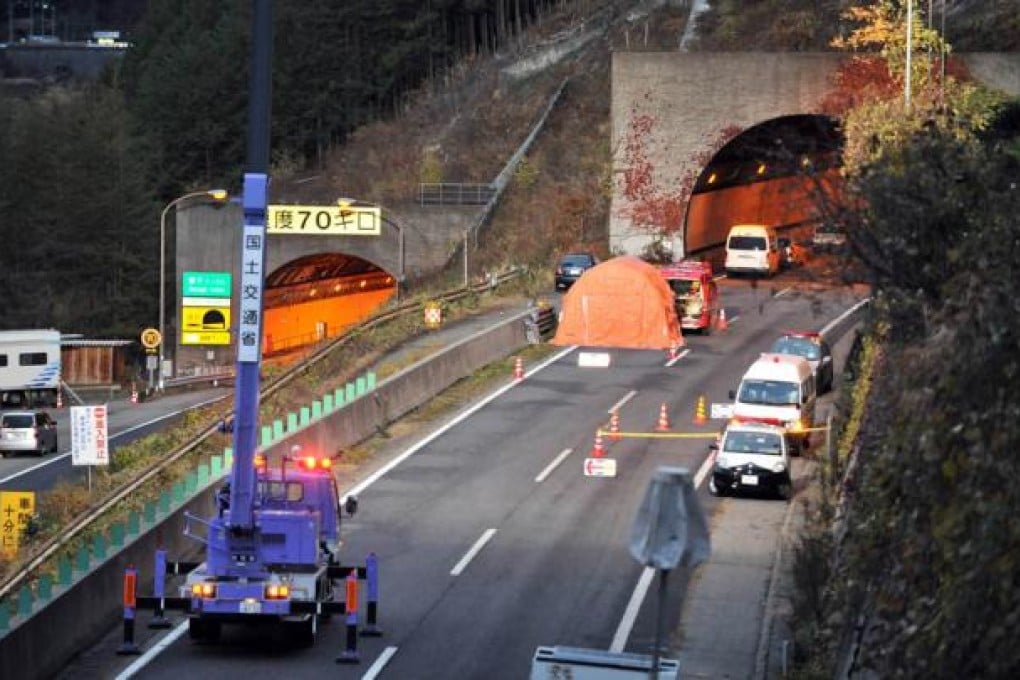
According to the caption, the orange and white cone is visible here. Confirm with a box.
[693,395,708,425]
[590,431,607,458]
[56,390,63,409]
[513,356,524,381]
[716,307,729,332]
[608,409,621,441]
[654,402,671,432]
[130,383,139,404]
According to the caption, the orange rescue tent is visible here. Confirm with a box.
[552,256,683,350]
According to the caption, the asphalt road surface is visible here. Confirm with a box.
[61,278,867,679]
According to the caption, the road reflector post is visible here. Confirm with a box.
[361,552,382,637]
[336,569,360,663]
[116,566,141,655]
[149,549,171,629]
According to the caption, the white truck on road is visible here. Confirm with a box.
[0,329,61,408]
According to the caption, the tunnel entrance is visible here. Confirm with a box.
[262,253,396,361]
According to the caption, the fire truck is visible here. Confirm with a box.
[659,260,720,333]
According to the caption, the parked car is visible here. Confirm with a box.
[554,252,599,290]
[709,421,792,500]
[812,223,846,251]
[769,330,834,394]
[0,410,59,457]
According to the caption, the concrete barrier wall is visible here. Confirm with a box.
[0,309,532,679]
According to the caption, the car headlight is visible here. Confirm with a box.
[772,461,786,473]
[786,420,804,433]
[716,453,732,468]
[686,299,703,316]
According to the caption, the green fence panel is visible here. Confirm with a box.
[93,534,106,560]
[17,586,32,616]
[110,522,125,548]
[58,557,72,586]
[323,394,334,413]
[150,497,162,521]
[37,574,52,602]
[172,482,184,505]
[197,463,209,488]
[345,383,356,402]
[312,400,322,420]
[300,407,310,426]
[128,511,140,536]
[356,376,366,395]
[334,387,345,407]
[211,455,222,478]
[0,600,9,631]
[366,371,376,390]
[184,472,197,495]
[75,545,89,573]
[261,425,273,447]
[224,447,233,469]
[287,412,298,432]
[273,419,284,439]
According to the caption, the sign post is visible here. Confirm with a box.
[0,491,36,559]
[70,405,110,492]
[140,328,162,393]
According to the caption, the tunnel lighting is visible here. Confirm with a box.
[359,280,367,288]
[309,288,317,297]
[707,172,717,184]
[757,163,767,175]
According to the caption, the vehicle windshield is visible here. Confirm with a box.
[561,255,593,267]
[728,236,767,250]
[259,480,304,503]
[771,336,821,361]
[667,278,700,296]
[737,379,800,406]
[1,414,34,428]
[723,431,784,456]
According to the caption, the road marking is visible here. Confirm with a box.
[535,448,573,483]
[610,566,655,653]
[607,390,637,414]
[341,346,575,504]
[114,619,189,679]
[610,447,714,653]
[362,645,399,680]
[451,528,497,576]
[0,394,228,486]
[820,296,871,336]
[665,348,690,367]
[728,314,740,325]
[774,286,793,298]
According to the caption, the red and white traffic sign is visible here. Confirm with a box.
[584,457,617,477]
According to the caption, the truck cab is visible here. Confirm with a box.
[660,260,720,333]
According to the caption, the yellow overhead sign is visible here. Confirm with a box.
[0,491,36,558]
[267,203,381,236]
[182,306,231,332]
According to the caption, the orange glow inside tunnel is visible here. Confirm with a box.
[262,286,396,355]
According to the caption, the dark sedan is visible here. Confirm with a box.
[554,252,598,290]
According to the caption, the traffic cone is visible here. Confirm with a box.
[608,409,621,441]
[590,431,607,458]
[654,402,671,432]
[693,395,708,425]
[130,383,138,404]
[716,307,729,332]
[513,356,524,380]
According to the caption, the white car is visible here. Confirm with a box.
[0,410,59,457]
[709,421,792,500]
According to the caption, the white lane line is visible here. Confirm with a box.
[728,314,741,325]
[820,297,871,336]
[665,348,690,368]
[535,448,573,483]
[0,394,228,486]
[114,619,189,679]
[610,445,715,653]
[774,287,793,298]
[341,346,576,504]
[362,645,399,680]
[608,390,638,414]
[451,528,497,576]
[610,566,655,653]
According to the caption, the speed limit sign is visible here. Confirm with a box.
[141,327,162,349]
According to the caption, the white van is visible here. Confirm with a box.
[709,421,792,500]
[724,224,781,277]
[729,353,816,452]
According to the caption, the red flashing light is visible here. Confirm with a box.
[254,454,267,473]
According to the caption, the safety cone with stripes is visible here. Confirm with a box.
[513,356,524,381]
[590,431,607,458]
[693,395,708,425]
[716,307,729,333]
[607,409,621,441]
[55,389,63,409]
[654,402,671,432]
[130,383,139,405]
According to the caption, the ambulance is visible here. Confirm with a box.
[728,352,816,453]
[659,260,720,333]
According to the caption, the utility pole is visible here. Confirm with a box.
[905,0,913,110]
